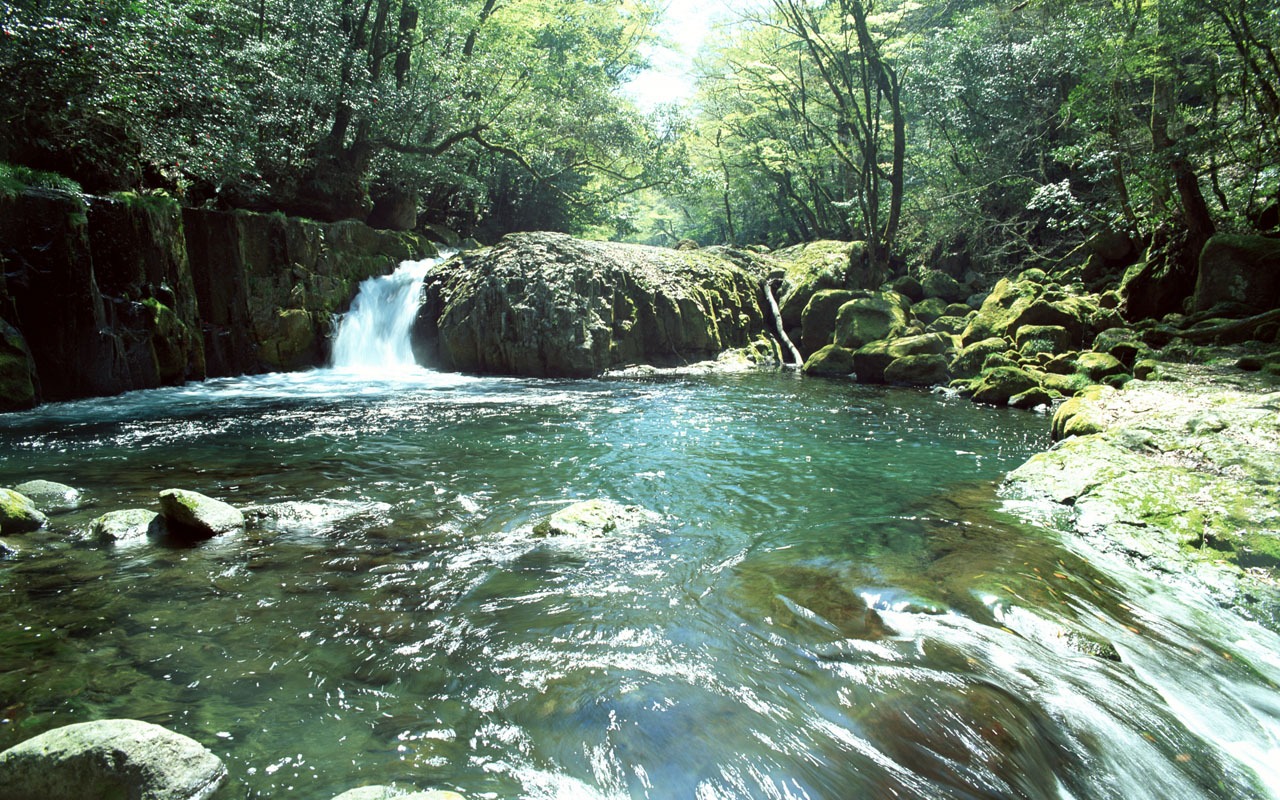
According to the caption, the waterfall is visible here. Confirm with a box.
[330,254,447,372]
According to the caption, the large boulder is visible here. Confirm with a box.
[919,270,969,304]
[833,292,911,350]
[0,718,227,800]
[158,489,244,538]
[802,344,856,377]
[0,488,46,534]
[960,277,1089,348]
[799,289,858,355]
[971,366,1040,406]
[414,233,769,377]
[1193,234,1280,314]
[773,240,874,328]
[853,333,953,384]
[883,354,951,387]
[949,337,1009,380]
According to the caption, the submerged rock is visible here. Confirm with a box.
[0,488,46,534]
[91,508,160,543]
[12,479,82,513]
[158,489,244,538]
[415,232,770,377]
[533,498,658,539]
[331,787,464,800]
[0,718,227,800]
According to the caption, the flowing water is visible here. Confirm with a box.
[1,261,1279,799]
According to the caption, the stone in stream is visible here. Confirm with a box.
[11,479,82,513]
[158,489,244,538]
[331,787,465,800]
[0,487,46,534]
[532,498,659,539]
[91,508,160,543]
[0,718,227,800]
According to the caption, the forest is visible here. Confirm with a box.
[2,0,1278,277]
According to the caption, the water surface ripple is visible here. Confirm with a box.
[1,369,1277,799]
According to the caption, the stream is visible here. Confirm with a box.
[1,259,1278,799]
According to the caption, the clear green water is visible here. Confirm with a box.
[1,370,1278,799]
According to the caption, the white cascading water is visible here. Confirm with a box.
[330,253,449,372]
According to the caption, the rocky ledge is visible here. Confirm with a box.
[1003,356,1280,624]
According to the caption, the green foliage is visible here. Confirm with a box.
[0,162,84,198]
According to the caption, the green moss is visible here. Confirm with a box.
[109,189,178,214]
[0,162,83,199]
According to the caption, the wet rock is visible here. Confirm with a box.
[802,344,856,377]
[799,289,857,355]
[532,498,658,539]
[949,337,1009,379]
[331,788,464,800]
[0,718,227,800]
[158,489,244,538]
[0,538,15,557]
[415,232,768,377]
[833,292,911,350]
[0,488,46,534]
[0,318,37,412]
[12,480,81,514]
[853,333,953,384]
[884,354,951,387]
[971,366,1039,407]
[91,508,159,543]
[1010,386,1055,410]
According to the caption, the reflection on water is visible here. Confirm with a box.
[1,369,1277,799]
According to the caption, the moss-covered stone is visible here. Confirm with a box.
[926,315,970,336]
[1041,370,1094,397]
[1076,351,1128,381]
[911,297,949,325]
[1009,386,1055,410]
[802,344,856,377]
[949,336,1009,379]
[1193,234,1280,314]
[0,488,47,534]
[961,276,1091,348]
[1133,358,1161,380]
[259,308,317,371]
[1015,325,1072,357]
[158,489,244,538]
[883,354,950,387]
[833,292,911,350]
[970,366,1039,406]
[919,270,969,303]
[853,333,953,384]
[90,509,158,543]
[799,289,858,355]
[774,240,871,328]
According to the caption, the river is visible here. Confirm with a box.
[0,259,1277,799]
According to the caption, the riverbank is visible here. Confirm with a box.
[1003,350,1280,627]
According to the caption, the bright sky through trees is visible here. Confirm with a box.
[624,1,761,110]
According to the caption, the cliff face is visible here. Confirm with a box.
[0,189,430,411]
[414,232,774,377]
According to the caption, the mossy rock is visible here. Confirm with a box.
[802,344,856,377]
[800,289,858,355]
[919,270,969,303]
[1050,385,1114,439]
[926,315,969,336]
[1041,371,1094,397]
[1076,351,1128,381]
[961,277,1090,348]
[774,240,869,327]
[90,509,158,543]
[1010,386,1055,410]
[833,292,911,350]
[971,366,1040,406]
[158,489,244,538]
[1133,358,1161,381]
[911,297,949,325]
[0,318,37,412]
[259,308,318,371]
[0,488,47,534]
[1015,324,1072,357]
[949,337,1009,379]
[890,274,924,302]
[883,354,950,387]
[852,333,953,383]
